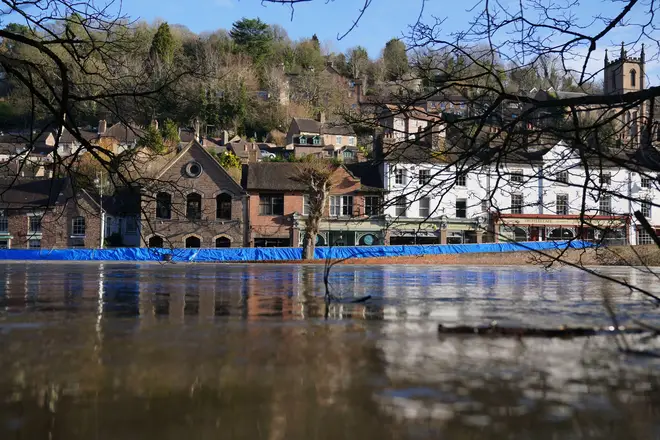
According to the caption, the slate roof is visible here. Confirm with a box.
[102,123,144,144]
[344,162,384,190]
[59,128,98,144]
[0,177,71,209]
[101,189,141,216]
[242,162,308,191]
[293,118,356,136]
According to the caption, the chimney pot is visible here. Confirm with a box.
[98,119,107,135]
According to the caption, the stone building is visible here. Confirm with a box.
[0,177,102,249]
[140,141,247,248]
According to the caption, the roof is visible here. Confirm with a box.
[344,162,384,190]
[243,162,308,191]
[101,123,144,144]
[0,177,71,209]
[292,118,356,136]
[382,104,442,123]
[59,129,97,144]
[101,189,141,216]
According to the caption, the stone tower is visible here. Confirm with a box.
[603,43,646,147]
[604,42,645,95]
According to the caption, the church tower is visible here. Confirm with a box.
[603,43,646,147]
[604,42,645,95]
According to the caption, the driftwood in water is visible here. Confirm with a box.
[437,324,648,338]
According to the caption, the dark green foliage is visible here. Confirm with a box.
[161,119,180,146]
[149,23,175,63]
[230,18,273,63]
[137,125,166,154]
[383,38,408,80]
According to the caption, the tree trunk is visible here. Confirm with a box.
[301,213,321,260]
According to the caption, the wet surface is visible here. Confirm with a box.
[0,263,659,439]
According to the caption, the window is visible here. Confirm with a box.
[510,170,524,184]
[343,150,354,159]
[641,200,652,218]
[599,195,611,215]
[336,136,342,145]
[556,170,568,184]
[148,235,164,248]
[329,195,354,216]
[0,239,8,249]
[394,168,406,185]
[126,216,137,234]
[395,196,407,217]
[0,210,7,233]
[511,194,523,214]
[456,199,467,218]
[630,69,636,88]
[185,236,201,248]
[600,173,611,186]
[641,175,652,188]
[156,192,172,219]
[312,136,320,145]
[215,236,231,248]
[348,137,355,146]
[455,172,467,187]
[418,169,431,185]
[302,194,310,216]
[28,216,41,234]
[72,216,86,236]
[259,194,284,215]
[556,194,569,215]
[638,229,653,245]
[29,239,41,249]
[365,196,381,216]
[481,199,489,213]
[186,193,202,220]
[70,238,85,248]
[299,135,307,144]
[419,197,430,217]
[216,193,232,220]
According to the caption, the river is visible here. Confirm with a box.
[0,262,659,439]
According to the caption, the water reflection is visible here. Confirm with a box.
[0,263,659,439]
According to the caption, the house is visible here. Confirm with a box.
[242,162,386,247]
[101,188,141,247]
[376,104,445,143]
[139,140,247,248]
[97,119,145,154]
[0,177,102,249]
[285,114,357,149]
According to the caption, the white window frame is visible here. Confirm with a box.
[600,172,611,186]
[455,199,467,218]
[510,170,524,184]
[329,195,354,217]
[125,216,138,234]
[556,170,568,184]
[302,194,310,216]
[348,136,355,146]
[394,168,406,185]
[28,215,42,235]
[72,216,86,236]
[556,194,569,215]
[336,135,342,145]
[455,172,467,187]
[365,196,381,216]
[599,195,611,215]
[641,175,652,189]
[395,196,407,217]
[511,194,524,214]
[418,169,431,185]
[641,200,652,218]
[638,229,653,245]
[419,197,430,218]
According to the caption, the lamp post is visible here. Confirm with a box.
[95,171,105,249]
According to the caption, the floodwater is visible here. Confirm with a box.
[0,263,659,440]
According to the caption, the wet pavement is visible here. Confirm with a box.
[0,262,659,439]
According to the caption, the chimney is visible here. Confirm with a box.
[98,119,107,135]
[316,111,326,124]
[151,119,159,130]
[221,130,229,146]
[194,119,201,142]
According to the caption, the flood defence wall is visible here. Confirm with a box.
[0,240,595,262]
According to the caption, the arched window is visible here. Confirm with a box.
[186,193,202,220]
[185,236,201,248]
[72,216,85,236]
[630,69,637,87]
[215,236,231,248]
[156,192,172,219]
[216,193,232,220]
[549,228,574,240]
[148,235,164,248]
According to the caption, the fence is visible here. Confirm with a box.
[0,240,596,262]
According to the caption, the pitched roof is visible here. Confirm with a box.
[294,117,321,134]
[344,162,384,190]
[293,118,356,136]
[59,128,97,144]
[101,189,141,216]
[0,177,71,209]
[102,123,144,144]
[243,162,308,191]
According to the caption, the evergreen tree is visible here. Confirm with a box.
[383,38,409,80]
[149,22,175,64]
[230,18,273,64]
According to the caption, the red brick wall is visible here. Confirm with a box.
[140,144,246,248]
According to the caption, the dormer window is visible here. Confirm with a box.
[299,135,307,144]
[312,136,320,145]
[630,69,637,88]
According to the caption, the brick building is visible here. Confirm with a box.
[0,178,102,249]
[140,141,247,248]
[242,162,386,247]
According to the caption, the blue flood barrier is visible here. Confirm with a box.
[0,240,596,262]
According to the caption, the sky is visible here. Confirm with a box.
[119,0,659,84]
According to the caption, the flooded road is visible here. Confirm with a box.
[0,263,659,439]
